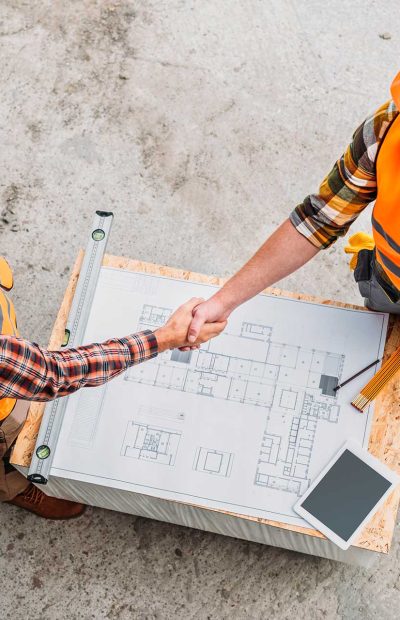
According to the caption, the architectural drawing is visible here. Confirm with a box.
[193,447,234,477]
[121,420,181,466]
[139,304,171,328]
[125,304,344,497]
[53,268,387,529]
[126,305,343,404]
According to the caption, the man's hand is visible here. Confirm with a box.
[155,298,227,352]
[187,295,230,344]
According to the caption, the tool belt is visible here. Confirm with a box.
[354,249,400,304]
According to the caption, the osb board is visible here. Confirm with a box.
[11,252,400,553]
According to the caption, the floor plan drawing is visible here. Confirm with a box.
[120,420,181,466]
[125,304,345,497]
[139,304,172,328]
[255,413,318,497]
[53,268,387,529]
[193,447,234,477]
[126,305,344,404]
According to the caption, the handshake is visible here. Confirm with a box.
[155,297,227,353]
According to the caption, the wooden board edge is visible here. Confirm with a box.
[10,251,85,467]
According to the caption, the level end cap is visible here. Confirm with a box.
[27,473,48,485]
[95,210,113,218]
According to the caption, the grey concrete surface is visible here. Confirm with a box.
[0,1,400,618]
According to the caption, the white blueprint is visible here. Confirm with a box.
[51,267,388,528]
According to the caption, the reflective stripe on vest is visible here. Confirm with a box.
[0,257,18,422]
[373,111,400,289]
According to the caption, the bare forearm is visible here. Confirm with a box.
[215,219,319,314]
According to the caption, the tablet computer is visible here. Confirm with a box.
[294,441,399,550]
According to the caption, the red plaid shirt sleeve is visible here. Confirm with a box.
[0,330,158,402]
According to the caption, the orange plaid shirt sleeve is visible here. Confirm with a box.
[0,330,158,402]
[290,100,399,248]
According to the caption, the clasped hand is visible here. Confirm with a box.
[155,297,227,352]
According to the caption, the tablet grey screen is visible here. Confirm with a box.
[301,449,392,541]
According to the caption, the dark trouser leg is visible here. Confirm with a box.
[0,401,30,502]
[363,273,400,313]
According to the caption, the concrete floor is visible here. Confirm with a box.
[1,1,400,618]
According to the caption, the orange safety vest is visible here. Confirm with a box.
[373,71,400,289]
[0,257,19,422]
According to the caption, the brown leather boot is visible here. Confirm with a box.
[7,483,86,519]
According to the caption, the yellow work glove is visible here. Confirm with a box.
[344,232,375,271]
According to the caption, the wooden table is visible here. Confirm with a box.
[11,253,400,565]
